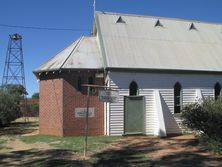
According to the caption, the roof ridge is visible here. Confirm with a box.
[95,11,222,25]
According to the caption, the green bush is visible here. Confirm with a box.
[0,85,24,126]
[182,98,222,139]
[181,98,222,154]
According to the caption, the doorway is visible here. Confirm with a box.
[124,96,145,135]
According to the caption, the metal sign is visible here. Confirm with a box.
[99,90,119,103]
[75,108,95,118]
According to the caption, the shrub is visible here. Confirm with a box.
[181,98,222,154]
[0,85,24,126]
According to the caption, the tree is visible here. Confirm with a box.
[0,84,25,126]
[31,92,39,99]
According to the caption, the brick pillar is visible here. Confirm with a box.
[39,77,64,136]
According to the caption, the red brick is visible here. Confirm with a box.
[39,71,104,136]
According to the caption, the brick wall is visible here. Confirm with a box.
[39,71,104,136]
[39,76,64,136]
[62,72,104,136]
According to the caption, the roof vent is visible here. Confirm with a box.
[189,23,197,31]
[155,19,163,27]
[116,16,126,24]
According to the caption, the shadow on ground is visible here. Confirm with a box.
[0,136,222,167]
[0,149,87,167]
[0,121,38,136]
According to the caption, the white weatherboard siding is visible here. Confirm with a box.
[109,79,127,136]
[140,90,158,136]
[183,89,196,105]
[201,89,214,99]
[108,72,222,136]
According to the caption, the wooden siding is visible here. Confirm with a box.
[107,72,222,136]
[201,89,214,99]
[182,89,196,106]
[140,89,158,135]
[109,79,127,136]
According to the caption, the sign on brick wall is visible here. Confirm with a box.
[75,108,95,118]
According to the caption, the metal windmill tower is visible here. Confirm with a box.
[2,34,26,91]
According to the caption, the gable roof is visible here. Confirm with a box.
[34,12,222,74]
[95,12,222,72]
[33,36,103,73]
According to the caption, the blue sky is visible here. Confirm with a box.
[0,0,222,97]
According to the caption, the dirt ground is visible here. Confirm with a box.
[96,135,222,167]
[0,118,222,166]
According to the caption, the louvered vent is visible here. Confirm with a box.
[189,23,197,30]
[116,16,126,24]
[155,19,163,27]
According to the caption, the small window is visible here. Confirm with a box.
[77,76,82,91]
[215,82,221,100]
[174,82,182,113]
[154,19,163,27]
[116,16,126,24]
[189,23,197,31]
[129,81,138,96]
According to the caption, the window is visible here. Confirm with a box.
[174,82,182,113]
[129,81,138,96]
[77,76,82,91]
[215,82,221,100]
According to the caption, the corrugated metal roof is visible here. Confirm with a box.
[34,36,103,73]
[96,12,222,72]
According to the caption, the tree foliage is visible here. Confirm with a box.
[31,92,39,99]
[181,98,222,154]
[0,84,25,126]
[182,98,222,139]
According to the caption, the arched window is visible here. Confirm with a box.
[174,82,182,113]
[215,82,221,100]
[129,81,138,96]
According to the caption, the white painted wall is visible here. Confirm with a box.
[107,71,222,136]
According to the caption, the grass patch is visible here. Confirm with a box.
[21,135,120,152]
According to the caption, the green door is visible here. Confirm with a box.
[124,96,145,135]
